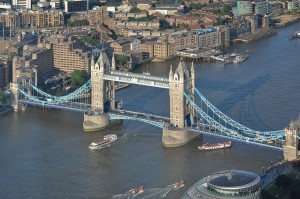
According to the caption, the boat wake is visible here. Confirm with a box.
[112,187,173,199]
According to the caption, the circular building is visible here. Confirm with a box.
[182,170,261,199]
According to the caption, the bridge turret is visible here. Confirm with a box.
[163,61,199,147]
[283,119,300,161]
[84,50,118,131]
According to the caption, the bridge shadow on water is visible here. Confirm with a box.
[208,74,270,113]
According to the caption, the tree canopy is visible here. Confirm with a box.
[0,88,8,107]
[159,19,171,30]
[71,70,85,89]
[129,6,141,13]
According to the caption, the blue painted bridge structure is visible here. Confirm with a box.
[16,67,288,151]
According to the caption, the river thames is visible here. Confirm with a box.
[1,23,300,199]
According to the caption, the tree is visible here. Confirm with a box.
[223,4,232,15]
[0,88,8,107]
[129,6,141,13]
[116,55,128,66]
[290,179,300,199]
[71,70,85,89]
[275,174,291,190]
[261,189,275,199]
[159,19,171,30]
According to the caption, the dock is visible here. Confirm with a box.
[176,48,222,60]
[233,29,277,43]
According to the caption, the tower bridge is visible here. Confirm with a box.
[10,51,300,160]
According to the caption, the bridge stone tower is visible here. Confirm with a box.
[162,61,199,147]
[283,119,300,161]
[83,51,119,131]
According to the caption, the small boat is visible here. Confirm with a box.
[173,179,185,190]
[230,51,238,57]
[128,186,144,195]
[142,71,150,75]
[89,134,117,149]
[233,55,248,63]
[198,141,232,150]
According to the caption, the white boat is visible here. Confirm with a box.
[142,71,150,75]
[198,141,232,150]
[89,134,117,149]
[233,55,247,63]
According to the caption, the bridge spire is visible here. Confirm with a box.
[169,65,173,77]
[111,53,116,70]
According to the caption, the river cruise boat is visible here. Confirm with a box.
[89,134,117,149]
[173,179,185,190]
[128,186,144,195]
[198,141,232,151]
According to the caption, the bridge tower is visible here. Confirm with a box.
[162,61,199,147]
[83,51,119,131]
[283,119,300,161]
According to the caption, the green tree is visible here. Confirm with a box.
[71,70,85,89]
[159,19,171,30]
[223,4,232,15]
[275,174,291,190]
[261,189,275,199]
[290,179,300,199]
[116,55,128,66]
[129,6,141,13]
[0,88,8,107]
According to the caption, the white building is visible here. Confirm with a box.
[129,38,141,53]
[12,0,31,9]
[50,0,60,9]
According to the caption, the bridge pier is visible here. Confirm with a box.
[162,127,199,147]
[83,112,122,132]
[10,82,21,112]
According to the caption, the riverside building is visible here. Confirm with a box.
[182,170,261,199]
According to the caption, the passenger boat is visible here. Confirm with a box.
[88,134,117,149]
[198,141,232,150]
[173,179,185,190]
[233,55,248,63]
[128,186,144,195]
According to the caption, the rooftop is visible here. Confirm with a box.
[207,170,259,188]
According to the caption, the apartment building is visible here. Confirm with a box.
[52,36,90,73]
[167,31,199,51]
[23,43,54,83]
[0,9,64,29]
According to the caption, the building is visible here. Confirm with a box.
[0,57,10,88]
[23,43,54,84]
[110,37,132,55]
[182,170,261,199]
[167,31,199,51]
[64,0,89,12]
[235,0,271,17]
[285,0,299,11]
[51,35,91,73]
[283,119,300,161]
[236,1,253,16]
[12,0,31,9]
[50,0,61,9]
[0,9,64,29]
[254,0,271,15]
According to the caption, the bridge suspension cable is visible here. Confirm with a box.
[29,79,91,100]
[194,88,284,136]
[185,93,284,145]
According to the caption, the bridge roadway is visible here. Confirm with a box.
[19,99,91,112]
[108,110,170,128]
[103,70,169,89]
